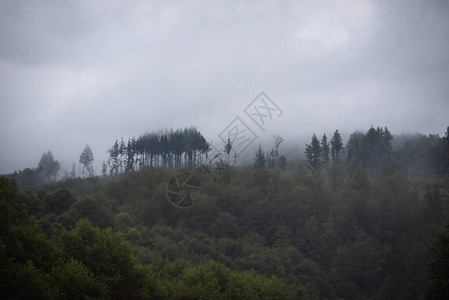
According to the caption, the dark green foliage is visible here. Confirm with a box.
[3,125,449,299]
[60,219,151,299]
[426,222,449,299]
[49,258,108,299]
[65,196,113,229]
[45,189,76,215]
[41,176,104,197]
[0,177,53,298]
[0,177,52,268]
[156,260,304,299]
[1,260,51,299]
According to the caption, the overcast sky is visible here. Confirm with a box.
[1,0,448,174]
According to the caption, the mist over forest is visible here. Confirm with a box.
[1,0,449,299]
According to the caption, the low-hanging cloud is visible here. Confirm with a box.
[1,0,448,174]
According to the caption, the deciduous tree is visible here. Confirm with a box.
[79,144,94,178]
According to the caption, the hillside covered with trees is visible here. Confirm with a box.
[2,125,449,299]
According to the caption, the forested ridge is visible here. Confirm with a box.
[2,126,449,299]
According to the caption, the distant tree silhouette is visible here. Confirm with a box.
[321,134,330,172]
[107,127,209,173]
[254,145,266,169]
[331,129,344,163]
[38,151,60,182]
[305,134,322,175]
[79,144,94,178]
[224,138,232,165]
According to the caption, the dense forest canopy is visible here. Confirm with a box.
[1,125,449,299]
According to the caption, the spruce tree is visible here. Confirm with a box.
[331,130,344,162]
[305,134,322,175]
[321,134,330,170]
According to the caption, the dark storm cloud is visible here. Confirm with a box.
[1,0,448,174]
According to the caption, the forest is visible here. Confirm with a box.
[1,125,449,299]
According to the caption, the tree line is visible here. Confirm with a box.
[298,126,448,179]
[5,126,449,189]
[107,127,209,175]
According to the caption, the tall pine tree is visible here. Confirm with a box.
[331,130,344,163]
[305,134,322,175]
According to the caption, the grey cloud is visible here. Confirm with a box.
[1,0,448,174]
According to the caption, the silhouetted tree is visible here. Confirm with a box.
[321,134,330,171]
[38,151,60,182]
[108,140,119,176]
[119,138,126,174]
[331,130,344,163]
[442,126,449,174]
[224,138,232,165]
[109,127,209,172]
[305,134,322,175]
[254,145,266,169]
[125,138,135,173]
[347,131,365,177]
[79,144,94,178]
[268,135,283,169]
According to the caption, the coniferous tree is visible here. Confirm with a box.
[347,131,365,177]
[125,138,135,173]
[443,126,449,174]
[254,145,266,169]
[331,130,344,163]
[383,127,393,169]
[107,127,209,172]
[321,134,330,171]
[119,138,126,174]
[305,134,322,175]
[108,140,120,176]
[149,133,159,168]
